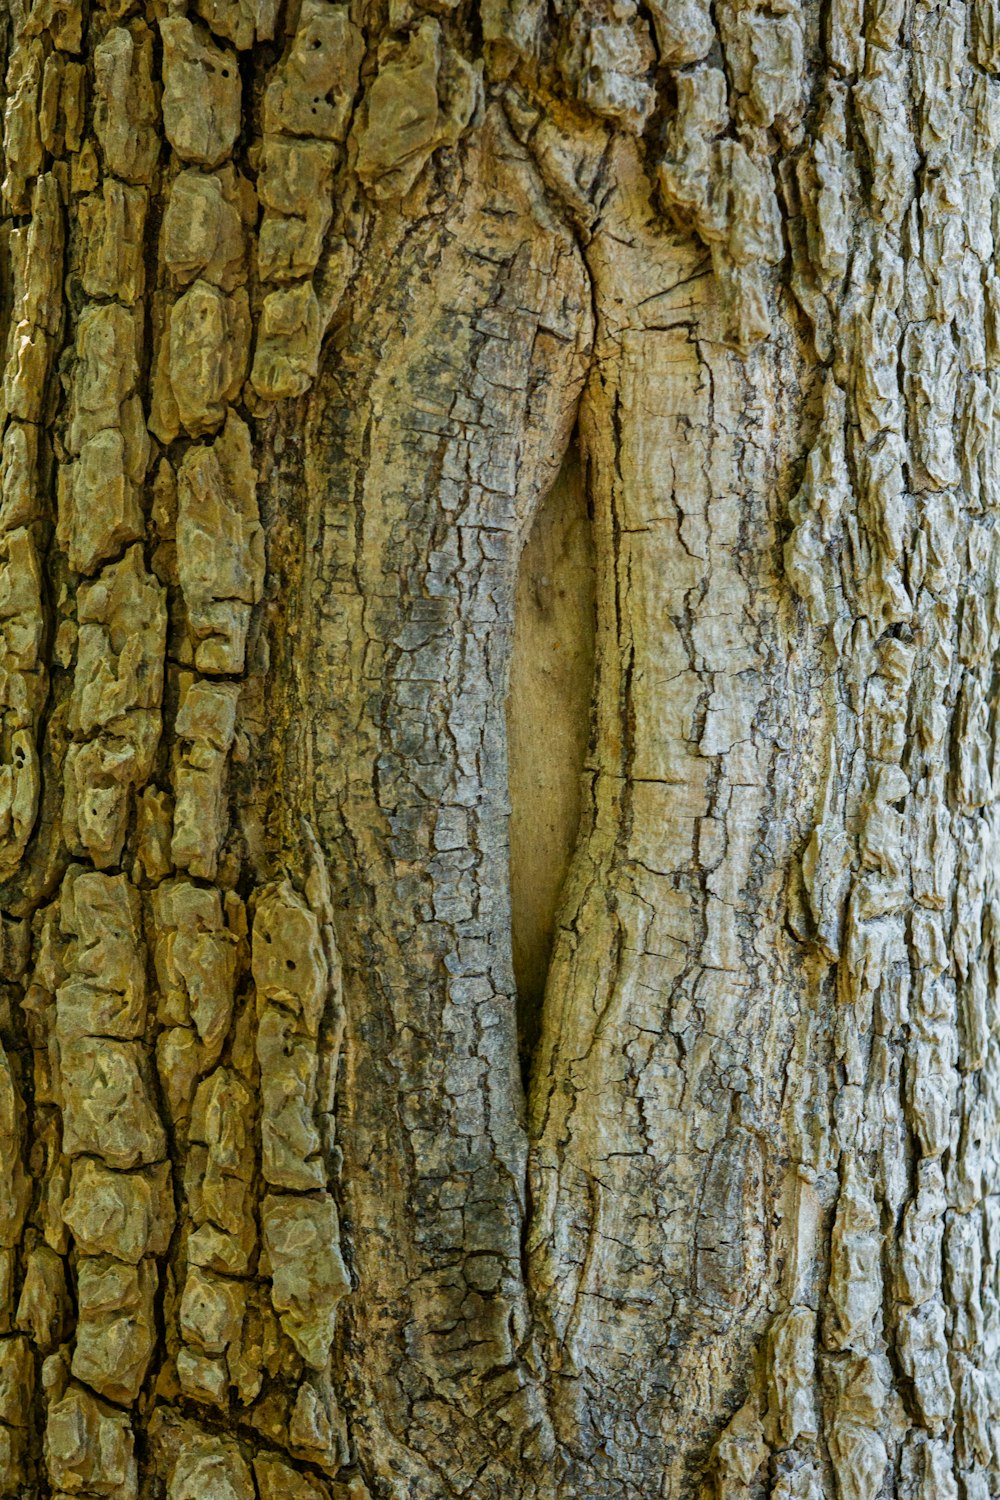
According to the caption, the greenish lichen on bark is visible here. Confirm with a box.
[0,0,997,1496]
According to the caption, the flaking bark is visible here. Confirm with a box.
[0,0,996,1497]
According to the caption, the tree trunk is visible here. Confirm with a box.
[0,1,996,1498]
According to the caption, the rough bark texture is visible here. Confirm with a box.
[0,0,997,1498]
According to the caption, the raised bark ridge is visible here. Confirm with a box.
[0,0,996,1497]
[0,0,362,1491]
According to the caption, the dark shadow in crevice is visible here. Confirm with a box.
[507,433,596,1080]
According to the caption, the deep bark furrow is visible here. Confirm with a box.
[301,112,591,1494]
[0,0,996,1497]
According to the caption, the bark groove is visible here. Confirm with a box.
[0,0,996,1497]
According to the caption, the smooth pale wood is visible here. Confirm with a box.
[507,439,595,1059]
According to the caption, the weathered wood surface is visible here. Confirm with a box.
[0,0,996,1497]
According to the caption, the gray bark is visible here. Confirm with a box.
[0,1,995,1498]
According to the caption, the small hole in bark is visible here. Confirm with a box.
[507,434,595,1078]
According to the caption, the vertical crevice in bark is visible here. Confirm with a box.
[507,430,595,1078]
[297,108,593,1498]
[0,0,996,1491]
[525,136,820,1498]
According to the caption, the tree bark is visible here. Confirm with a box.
[0,1,996,1499]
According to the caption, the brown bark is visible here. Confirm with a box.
[0,1,996,1498]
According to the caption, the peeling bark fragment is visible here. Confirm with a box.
[0,1044,30,1259]
[61,302,149,575]
[904,321,959,492]
[152,1415,255,1500]
[768,1307,818,1446]
[254,1452,330,1500]
[908,1014,959,1158]
[828,1417,888,1500]
[263,0,363,142]
[176,413,264,674]
[35,872,165,1184]
[828,1356,895,1500]
[257,139,337,282]
[59,1036,166,1167]
[196,0,279,49]
[165,281,251,439]
[170,676,239,880]
[39,50,64,158]
[785,379,850,624]
[974,0,1000,68]
[257,1006,325,1189]
[261,1193,349,1368]
[2,171,64,426]
[59,428,145,576]
[184,1066,256,1272]
[943,1209,984,1353]
[3,322,52,424]
[896,1300,953,1433]
[152,881,237,1054]
[45,1384,138,1497]
[646,0,714,64]
[354,18,479,198]
[0,528,45,876]
[810,86,850,281]
[75,179,148,305]
[558,4,656,132]
[93,24,159,184]
[826,1159,882,1352]
[0,1335,32,1409]
[288,1371,349,1472]
[66,300,145,454]
[179,1263,244,1356]
[251,282,323,401]
[252,883,330,1190]
[24,0,84,51]
[954,1354,992,1468]
[15,1241,68,1351]
[10,173,64,337]
[156,1025,205,1130]
[0,424,40,533]
[712,1399,768,1498]
[160,18,242,169]
[0,528,45,675]
[177,1262,251,1407]
[71,1255,158,1404]
[898,1160,946,1306]
[252,881,327,1032]
[62,1158,174,1263]
[250,0,362,402]
[657,85,783,348]
[0,1334,33,1490]
[2,40,44,212]
[742,13,805,132]
[852,53,918,228]
[63,547,166,867]
[56,868,146,1040]
[900,1434,958,1500]
[162,167,251,291]
[135,785,174,883]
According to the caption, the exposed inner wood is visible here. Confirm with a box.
[507,437,595,1066]
[0,0,995,1495]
